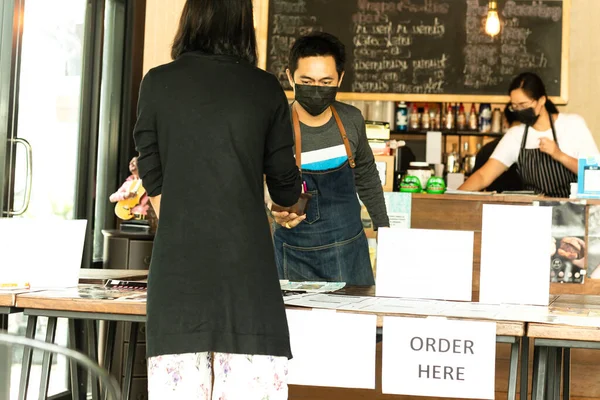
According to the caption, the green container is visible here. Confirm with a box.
[426,176,446,194]
[399,175,422,193]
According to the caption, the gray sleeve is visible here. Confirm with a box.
[352,114,390,228]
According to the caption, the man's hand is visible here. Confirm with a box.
[271,210,306,229]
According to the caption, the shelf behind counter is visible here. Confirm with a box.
[367,193,600,297]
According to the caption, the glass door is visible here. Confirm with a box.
[10,0,85,220]
[1,0,87,398]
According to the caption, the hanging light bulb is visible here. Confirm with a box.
[485,0,501,37]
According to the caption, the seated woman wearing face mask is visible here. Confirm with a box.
[460,72,599,198]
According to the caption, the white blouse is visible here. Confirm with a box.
[491,113,599,168]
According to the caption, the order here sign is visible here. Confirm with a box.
[382,316,496,399]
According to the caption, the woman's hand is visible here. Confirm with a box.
[271,210,306,229]
[539,137,561,160]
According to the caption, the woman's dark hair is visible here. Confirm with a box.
[504,102,517,125]
[288,32,346,78]
[171,0,257,65]
[508,72,559,114]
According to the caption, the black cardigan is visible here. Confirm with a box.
[134,52,301,358]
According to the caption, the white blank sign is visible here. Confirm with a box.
[479,204,552,306]
[0,218,87,289]
[376,228,474,301]
[286,309,377,389]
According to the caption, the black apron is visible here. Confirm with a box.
[516,114,577,198]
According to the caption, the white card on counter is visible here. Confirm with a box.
[426,131,443,165]
[446,173,466,190]
[383,192,412,228]
[376,228,474,301]
[0,219,87,289]
[479,204,552,306]
[382,316,496,399]
[286,309,377,389]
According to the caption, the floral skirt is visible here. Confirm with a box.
[147,352,288,400]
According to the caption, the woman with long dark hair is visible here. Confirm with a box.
[134,0,301,398]
[460,72,598,197]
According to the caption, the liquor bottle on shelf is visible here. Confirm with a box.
[445,143,461,173]
[491,108,502,133]
[462,142,476,175]
[479,103,492,133]
[444,103,454,130]
[409,103,420,130]
[468,104,478,131]
[433,106,441,130]
[396,101,408,132]
[422,104,431,130]
[456,103,467,130]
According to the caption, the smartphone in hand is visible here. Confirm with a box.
[271,193,312,216]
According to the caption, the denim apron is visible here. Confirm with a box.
[516,114,577,198]
[273,106,374,285]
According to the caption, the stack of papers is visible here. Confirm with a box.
[280,281,345,293]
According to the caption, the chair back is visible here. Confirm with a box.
[0,332,121,400]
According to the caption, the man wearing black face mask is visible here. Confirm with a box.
[267,32,389,285]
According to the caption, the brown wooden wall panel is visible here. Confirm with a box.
[411,198,483,231]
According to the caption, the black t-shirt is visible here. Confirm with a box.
[473,139,523,192]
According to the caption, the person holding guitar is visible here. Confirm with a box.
[109,157,149,219]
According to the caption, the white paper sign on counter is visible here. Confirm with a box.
[376,228,474,301]
[0,219,87,289]
[480,204,552,306]
[383,192,412,228]
[286,309,377,389]
[426,131,443,165]
[382,316,496,399]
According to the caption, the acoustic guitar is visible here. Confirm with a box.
[114,179,146,220]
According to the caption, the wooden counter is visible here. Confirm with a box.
[406,193,600,297]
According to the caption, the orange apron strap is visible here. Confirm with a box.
[330,106,356,168]
[292,107,302,170]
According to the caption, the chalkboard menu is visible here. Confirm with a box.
[266,0,566,99]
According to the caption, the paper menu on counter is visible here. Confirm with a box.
[349,296,449,315]
[383,192,411,228]
[284,294,374,309]
[433,302,503,320]
[286,309,376,389]
[479,204,552,306]
[444,189,495,195]
[376,228,474,301]
[280,281,346,293]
